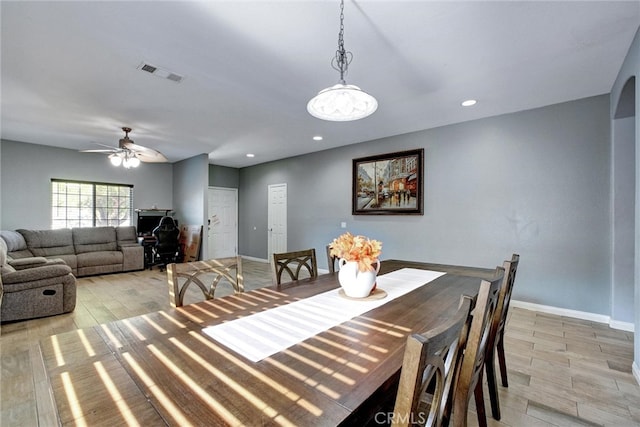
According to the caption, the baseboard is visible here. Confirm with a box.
[235,262,637,334]
[609,319,635,332]
[240,255,269,263]
[633,361,640,386]
[510,300,635,332]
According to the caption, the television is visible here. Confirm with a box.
[136,215,163,236]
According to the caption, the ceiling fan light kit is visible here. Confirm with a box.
[307,0,377,122]
[109,153,122,166]
[109,151,140,169]
[80,127,168,169]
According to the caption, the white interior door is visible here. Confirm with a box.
[268,183,287,259]
[207,187,238,259]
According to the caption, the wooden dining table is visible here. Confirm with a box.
[40,259,496,426]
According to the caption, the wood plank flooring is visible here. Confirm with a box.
[1,260,638,426]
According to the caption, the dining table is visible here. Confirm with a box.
[40,259,496,426]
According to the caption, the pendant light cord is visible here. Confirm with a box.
[306,0,378,121]
[332,0,352,84]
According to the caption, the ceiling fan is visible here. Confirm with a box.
[80,127,168,168]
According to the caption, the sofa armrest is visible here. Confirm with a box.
[2,264,72,284]
[117,243,140,249]
[9,257,67,270]
[120,245,144,271]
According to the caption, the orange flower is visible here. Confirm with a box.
[329,232,382,272]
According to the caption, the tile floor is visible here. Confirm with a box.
[1,259,638,426]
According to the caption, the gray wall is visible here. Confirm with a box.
[611,115,635,325]
[209,164,239,188]
[0,140,210,258]
[173,154,208,258]
[0,140,173,230]
[610,26,639,381]
[239,95,612,316]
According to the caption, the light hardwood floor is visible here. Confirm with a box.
[1,260,639,426]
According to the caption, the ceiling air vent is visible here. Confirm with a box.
[137,62,184,83]
[166,73,183,83]
[140,64,157,73]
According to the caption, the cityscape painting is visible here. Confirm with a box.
[352,148,424,215]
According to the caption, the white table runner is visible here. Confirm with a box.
[202,268,445,362]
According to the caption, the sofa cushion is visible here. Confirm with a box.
[18,229,75,257]
[73,227,117,254]
[46,254,77,274]
[116,226,139,245]
[76,251,123,268]
[6,249,36,260]
[1,230,34,259]
[1,230,28,252]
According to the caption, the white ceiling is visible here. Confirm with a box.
[2,1,639,168]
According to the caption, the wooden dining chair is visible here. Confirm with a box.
[167,256,243,307]
[272,249,318,288]
[326,244,339,273]
[392,295,473,427]
[484,254,520,420]
[449,267,504,427]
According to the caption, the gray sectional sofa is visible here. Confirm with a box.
[0,226,144,322]
[3,226,144,277]
[0,236,76,322]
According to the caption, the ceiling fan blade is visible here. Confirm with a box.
[123,142,168,163]
[133,150,169,163]
[79,149,118,153]
[80,129,167,163]
[92,141,118,149]
[80,141,123,154]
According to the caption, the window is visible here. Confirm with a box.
[51,179,133,229]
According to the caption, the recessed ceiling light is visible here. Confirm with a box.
[313,136,323,141]
[461,99,477,107]
[246,153,255,158]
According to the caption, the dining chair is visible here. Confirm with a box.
[326,244,339,273]
[391,295,473,427]
[449,267,504,427]
[484,254,520,420]
[272,249,318,288]
[167,256,244,307]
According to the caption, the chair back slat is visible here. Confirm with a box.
[167,256,243,307]
[272,249,318,287]
[392,295,473,427]
[485,254,520,420]
[450,266,504,426]
[494,254,520,337]
[326,244,339,274]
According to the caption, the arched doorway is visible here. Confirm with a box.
[611,77,636,327]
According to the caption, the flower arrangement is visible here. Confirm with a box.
[329,232,382,272]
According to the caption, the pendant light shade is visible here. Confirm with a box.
[307,0,377,121]
[307,83,378,121]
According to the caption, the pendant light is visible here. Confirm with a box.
[307,0,377,121]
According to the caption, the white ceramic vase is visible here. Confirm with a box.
[338,258,381,298]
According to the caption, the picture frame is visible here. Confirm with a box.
[352,148,424,215]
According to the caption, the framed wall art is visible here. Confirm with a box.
[352,148,424,215]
